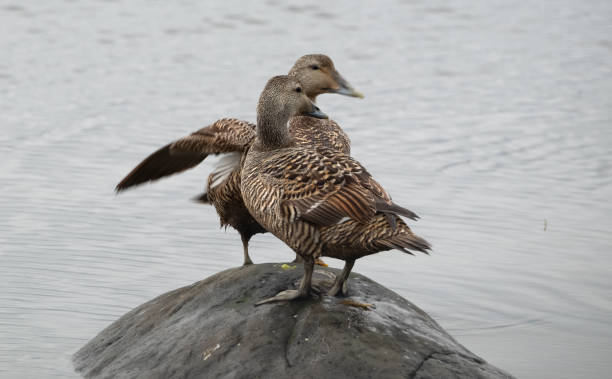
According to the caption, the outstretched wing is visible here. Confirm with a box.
[262,147,417,227]
[115,118,255,191]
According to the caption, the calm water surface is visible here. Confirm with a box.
[1,1,611,378]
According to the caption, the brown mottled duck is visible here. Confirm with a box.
[241,75,430,304]
[116,54,363,266]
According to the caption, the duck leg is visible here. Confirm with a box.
[240,233,253,266]
[255,256,314,306]
[314,257,328,266]
[293,254,327,266]
[327,259,355,297]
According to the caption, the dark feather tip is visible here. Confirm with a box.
[192,191,210,204]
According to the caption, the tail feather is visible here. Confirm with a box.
[375,198,419,221]
[193,191,210,204]
[378,221,431,256]
[380,240,415,255]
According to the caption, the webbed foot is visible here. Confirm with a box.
[256,255,315,306]
[255,289,306,306]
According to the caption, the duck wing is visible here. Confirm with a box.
[116,118,255,192]
[265,147,417,226]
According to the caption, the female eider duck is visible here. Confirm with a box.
[116,54,363,266]
[242,75,430,304]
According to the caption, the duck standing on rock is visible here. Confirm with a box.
[242,75,430,304]
[115,54,363,266]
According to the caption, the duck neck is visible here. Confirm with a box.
[256,111,292,150]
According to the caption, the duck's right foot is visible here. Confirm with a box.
[255,289,308,306]
[242,258,254,266]
[327,279,350,297]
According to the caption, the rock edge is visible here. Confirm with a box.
[73,263,514,379]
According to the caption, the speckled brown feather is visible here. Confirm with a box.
[257,146,377,225]
[171,118,256,155]
[290,116,350,154]
[241,143,429,262]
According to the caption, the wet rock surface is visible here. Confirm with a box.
[73,263,514,379]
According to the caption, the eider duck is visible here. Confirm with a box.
[116,54,363,266]
[241,75,430,304]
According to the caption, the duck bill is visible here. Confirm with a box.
[330,71,364,98]
[307,102,328,119]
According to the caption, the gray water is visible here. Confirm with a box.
[1,1,611,378]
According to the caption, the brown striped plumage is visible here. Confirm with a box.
[242,76,430,304]
[290,116,351,154]
[115,55,363,265]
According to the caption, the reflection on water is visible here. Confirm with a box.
[1,1,611,378]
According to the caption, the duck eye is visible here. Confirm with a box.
[311,65,319,70]
[295,87,302,93]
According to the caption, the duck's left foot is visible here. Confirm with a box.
[242,259,254,266]
[255,289,308,306]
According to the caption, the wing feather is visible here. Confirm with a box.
[116,118,255,192]
[262,147,413,227]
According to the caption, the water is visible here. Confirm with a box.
[1,1,611,378]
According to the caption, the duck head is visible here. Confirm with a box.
[256,75,328,149]
[289,54,364,101]
[258,75,328,123]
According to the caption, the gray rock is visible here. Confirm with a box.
[73,263,514,379]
